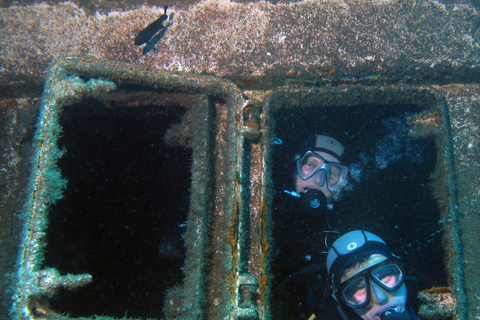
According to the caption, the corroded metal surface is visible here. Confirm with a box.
[0,5,479,315]
[261,85,467,320]
[433,84,480,320]
[11,58,116,320]
[9,56,249,320]
[1,0,480,95]
[418,287,456,319]
[0,98,39,317]
[4,54,480,320]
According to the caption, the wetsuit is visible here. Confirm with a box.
[270,195,341,319]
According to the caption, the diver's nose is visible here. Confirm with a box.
[312,170,326,186]
[370,282,388,305]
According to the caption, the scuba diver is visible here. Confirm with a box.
[282,134,350,256]
[311,230,419,320]
[271,134,351,319]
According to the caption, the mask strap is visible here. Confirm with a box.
[408,306,418,320]
[331,293,351,320]
[336,304,351,320]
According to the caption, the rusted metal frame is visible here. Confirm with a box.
[432,89,468,320]
[12,56,246,320]
[205,99,240,319]
[260,85,464,319]
[397,86,468,319]
[255,104,274,320]
[12,59,114,320]
[261,90,288,320]
[232,100,269,319]
[237,141,266,320]
[163,95,216,319]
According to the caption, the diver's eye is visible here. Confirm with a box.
[372,264,403,289]
[343,278,368,305]
[301,156,323,175]
[329,166,340,180]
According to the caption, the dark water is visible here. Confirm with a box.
[270,103,447,319]
[41,98,448,319]
[43,98,190,318]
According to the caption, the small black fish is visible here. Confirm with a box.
[142,12,174,55]
[134,5,169,46]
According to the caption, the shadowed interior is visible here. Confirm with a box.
[43,97,191,319]
[270,100,447,319]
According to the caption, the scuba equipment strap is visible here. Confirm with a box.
[284,189,341,253]
[336,304,351,320]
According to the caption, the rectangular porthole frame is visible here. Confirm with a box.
[11,56,468,320]
[260,85,465,319]
[11,56,253,320]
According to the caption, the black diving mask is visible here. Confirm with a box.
[337,257,405,309]
[296,151,348,191]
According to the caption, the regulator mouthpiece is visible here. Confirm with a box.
[300,189,333,214]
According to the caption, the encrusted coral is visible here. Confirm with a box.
[418,287,456,319]
[1,0,480,90]
[1,3,92,78]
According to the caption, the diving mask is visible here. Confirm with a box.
[338,257,405,309]
[296,151,348,191]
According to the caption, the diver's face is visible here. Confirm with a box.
[294,151,340,199]
[341,255,407,320]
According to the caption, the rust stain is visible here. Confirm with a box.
[259,195,269,303]
[423,286,452,294]
[244,122,260,129]
[410,111,440,127]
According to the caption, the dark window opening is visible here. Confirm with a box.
[270,102,447,319]
[43,97,191,319]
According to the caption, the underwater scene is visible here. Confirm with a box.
[1,0,480,320]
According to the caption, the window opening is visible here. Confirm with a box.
[42,97,191,319]
[269,99,447,319]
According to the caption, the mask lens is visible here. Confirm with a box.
[328,164,343,186]
[343,277,368,307]
[372,264,403,290]
[297,152,326,179]
[296,151,349,190]
[339,259,405,309]
[326,163,348,191]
